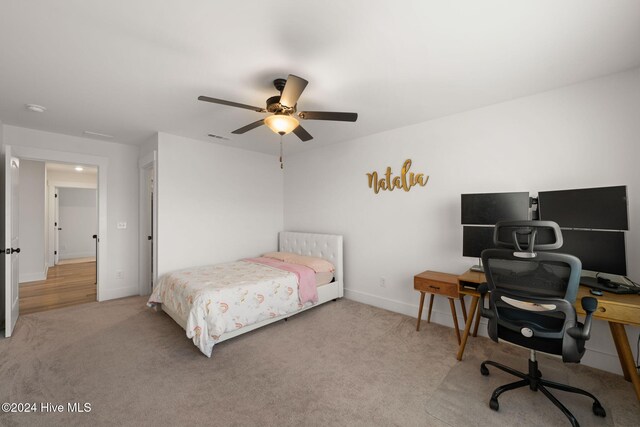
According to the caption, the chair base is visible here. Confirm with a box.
[480,356,606,427]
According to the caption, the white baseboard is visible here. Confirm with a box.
[59,251,95,260]
[19,269,47,283]
[343,287,624,375]
[99,285,140,302]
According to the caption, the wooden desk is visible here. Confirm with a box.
[456,270,485,361]
[455,269,640,401]
[414,271,466,344]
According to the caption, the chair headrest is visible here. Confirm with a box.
[494,220,563,252]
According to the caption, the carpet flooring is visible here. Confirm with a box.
[0,296,638,426]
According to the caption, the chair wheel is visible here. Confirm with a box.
[480,365,490,376]
[592,402,606,417]
[489,398,499,411]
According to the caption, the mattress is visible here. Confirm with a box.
[316,271,334,286]
[148,260,316,357]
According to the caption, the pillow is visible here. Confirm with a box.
[262,252,335,273]
[287,254,335,273]
[262,251,297,262]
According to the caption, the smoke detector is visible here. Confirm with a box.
[25,104,46,113]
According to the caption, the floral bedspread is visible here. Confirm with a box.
[148,260,305,357]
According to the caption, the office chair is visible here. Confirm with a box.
[478,220,606,427]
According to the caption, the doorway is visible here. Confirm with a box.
[139,151,157,295]
[19,162,98,314]
[4,144,108,337]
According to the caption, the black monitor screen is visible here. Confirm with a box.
[463,226,496,258]
[538,186,628,230]
[461,192,529,225]
[552,229,626,275]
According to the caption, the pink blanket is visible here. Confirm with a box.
[244,257,318,304]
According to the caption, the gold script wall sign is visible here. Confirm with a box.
[367,159,429,194]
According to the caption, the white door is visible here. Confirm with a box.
[54,187,59,265]
[5,147,20,337]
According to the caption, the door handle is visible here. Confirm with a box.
[92,235,97,239]
[147,236,152,241]
[58,228,62,231]
[10,248,20,254]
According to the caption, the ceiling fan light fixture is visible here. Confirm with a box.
[264,114,299,135]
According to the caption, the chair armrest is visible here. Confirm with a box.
[567,297,598,341]
[477,284,493,319]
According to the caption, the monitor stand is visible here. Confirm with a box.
[470,258,484,273]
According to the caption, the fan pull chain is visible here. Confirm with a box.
[279,136,283,169]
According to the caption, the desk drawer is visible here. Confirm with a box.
[414,276,459,298]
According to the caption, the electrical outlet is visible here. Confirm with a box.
[116,270,123,280]
[117,222,127,229]
[379,277,386,288]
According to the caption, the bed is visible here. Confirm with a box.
[148,231,343,356]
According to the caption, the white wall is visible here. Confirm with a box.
[283,68,640,374]
[157,133,283,276]
[3,126,140,300]
[58,188,97,260]
[18,160,46,282]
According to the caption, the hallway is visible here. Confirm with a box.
[19,262,97,314]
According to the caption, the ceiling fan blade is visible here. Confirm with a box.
[231,119,265,134]
[198,96,265,113]
[298,111,358,122]
[292,124,313,142]
[279,75,309,108]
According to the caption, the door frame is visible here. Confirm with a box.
[8,145,108,301]
[49,179,97,267]
[54,186,59,265]
[138,150,157,295]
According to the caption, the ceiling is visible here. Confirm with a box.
[46,162,97,175]
[1,1,639,156]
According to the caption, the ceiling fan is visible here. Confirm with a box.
[198,74,358,142]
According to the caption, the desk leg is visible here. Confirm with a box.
[459,296,467,323]
[472,305,481,337]
[416,291,426,331]
[427,294,435,323]
[609,322,640,400]
[457,295,479,361]
[449,298,461,345]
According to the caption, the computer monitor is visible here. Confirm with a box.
[538,186,628,230]
[462,226,496,258]
[553,229,627,275]
[461,192,529,225]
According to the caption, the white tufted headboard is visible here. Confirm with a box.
[279,231,344,285]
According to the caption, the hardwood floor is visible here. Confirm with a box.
[19,262,97,314]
